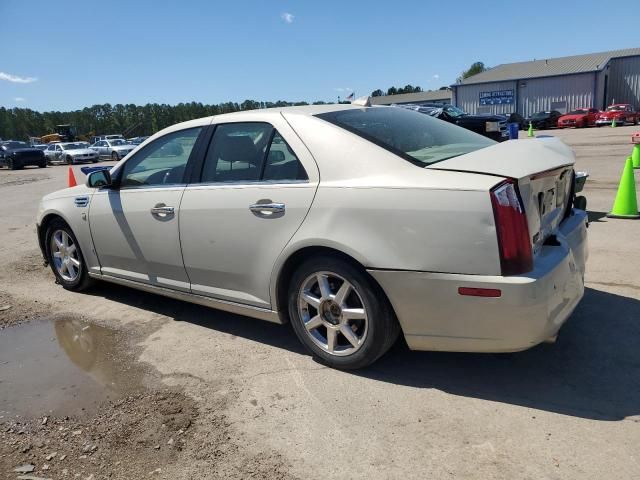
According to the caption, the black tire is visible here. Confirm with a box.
[92,159,99,163]
[66,155,74,165]
[111,152,119,161]
[38,160,47,168]
[45,218,94,291]
[288,255,400,370]
[9,157,21,170]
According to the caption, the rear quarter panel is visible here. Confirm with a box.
[280,185,501,275]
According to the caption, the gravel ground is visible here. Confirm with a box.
[0,126,639,479]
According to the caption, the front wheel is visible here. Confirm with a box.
[288,256,400,369]
[66,155,74,165]
[38,161,47,168]
[111,152,119,162]
[9,158,21,170]
[45,219,94,291]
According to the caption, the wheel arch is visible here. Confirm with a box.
[272,244,395,325]
[38,212,73,263]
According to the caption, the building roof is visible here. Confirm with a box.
[458,47,640,85]
[370,90,452,105]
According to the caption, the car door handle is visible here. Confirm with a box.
[249,202,285,215]
[150,205,175,216]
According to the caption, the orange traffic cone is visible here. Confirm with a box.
[68,167,77,187]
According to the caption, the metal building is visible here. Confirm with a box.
[370,89,452,106]
[451,48,640,117]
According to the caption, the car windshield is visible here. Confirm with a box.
[606,105,624,111]
[568,109,588,115]
[62,143,84,150]
[443,105,466,117]
[532,112,550,119]
[316,107,494,166]
[110,139,127,146]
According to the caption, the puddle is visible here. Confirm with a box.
[0,317,151,418]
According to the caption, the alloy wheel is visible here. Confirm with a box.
[50,229,81,282]
[298,271,368,356]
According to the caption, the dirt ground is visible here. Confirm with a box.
[1,125,639,479]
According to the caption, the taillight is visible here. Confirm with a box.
[490,180,533,276]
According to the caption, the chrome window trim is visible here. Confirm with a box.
[187,179,309,188]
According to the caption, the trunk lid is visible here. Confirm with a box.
[429,137,575,256]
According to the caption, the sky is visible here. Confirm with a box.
[1,0,639,112]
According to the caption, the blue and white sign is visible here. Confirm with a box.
[479,90,514,105]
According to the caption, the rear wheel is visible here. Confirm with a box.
[45,219,94,291]
[288,255,400,369]
[38,160,47,168]
[111,152,119,162]
[66,155,74,165]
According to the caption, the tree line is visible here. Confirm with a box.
[0,62,487,141]
[0,100,329,141]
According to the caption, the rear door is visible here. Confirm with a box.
[179,117,318,308]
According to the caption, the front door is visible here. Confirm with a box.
[89,126,205,291]
[179,120,318,308]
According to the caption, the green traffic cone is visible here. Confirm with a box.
[611,117,617,128]
[632,144,640,169]
[607,157,639,219]
[527,122,534,137]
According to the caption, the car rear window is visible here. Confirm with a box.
[316,107,494,166]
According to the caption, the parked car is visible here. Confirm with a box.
[528,110,562,130]
[557,108,599,128]
[0,141,47,169]
[398,103,509,141]
[595,104,639,126]
[44,142,100,165]
[36,105,587,369]
[90,134,124,144]
[126,136,149,146]
[90,138,135,161]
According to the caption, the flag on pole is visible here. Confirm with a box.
[346,92,355,101]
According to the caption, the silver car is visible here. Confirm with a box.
[44,142,99,165]
[90,139,135,161]
[36,105,588,369]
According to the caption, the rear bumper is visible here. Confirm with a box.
[369,209,588,353]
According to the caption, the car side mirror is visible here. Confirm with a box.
[87,169,112,188]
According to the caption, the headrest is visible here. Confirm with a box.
[219,135,258,164]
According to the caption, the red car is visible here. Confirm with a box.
[557,108,600,128]
[595,104,639,126]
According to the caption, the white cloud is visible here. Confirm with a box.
[433,74,440,79]
[281,12,294,23]
[14,97,26,102]
[0,72,38,83]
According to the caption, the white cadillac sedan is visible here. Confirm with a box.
[36,105,588,369]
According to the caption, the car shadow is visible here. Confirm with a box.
[86,284,638,421]
[587,211,608,222]
[85,282,305,354]
[356,287,640,421]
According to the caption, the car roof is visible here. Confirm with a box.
[152,104,383,138]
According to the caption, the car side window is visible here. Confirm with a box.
[119,127,202,188]
[200,123,273,183]
[263,132,308,181]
